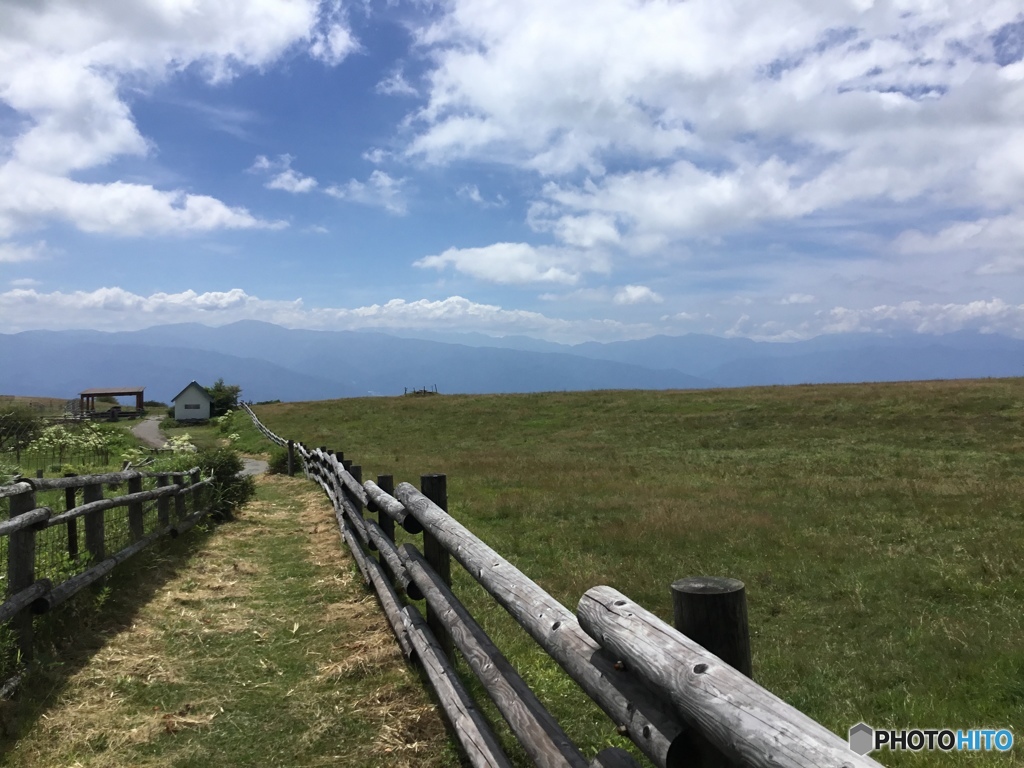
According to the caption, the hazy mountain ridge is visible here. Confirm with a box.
[3,321,1021,402]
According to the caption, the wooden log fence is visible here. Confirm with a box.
[0,466,212,664]
[240,403,881,768]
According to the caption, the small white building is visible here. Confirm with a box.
[171,381,213,421]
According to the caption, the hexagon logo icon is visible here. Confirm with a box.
[849,722,874,755]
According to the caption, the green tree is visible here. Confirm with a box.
[205,378,242,417]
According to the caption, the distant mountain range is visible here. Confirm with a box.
[2,321,1022,403]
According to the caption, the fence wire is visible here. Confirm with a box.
[35,524,73,584]
[0,473,205,604]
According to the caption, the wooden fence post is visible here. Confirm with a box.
[64,472,79,560]
[376,475,395,544]
[348,464,375,553]
[156,475,170,529]
[83,482,105,563]
[421,473,453,659]
[350,465,363,515]
[172,473,187,522]
[376,474,396,582]
[8,485,37,661]
[287,439,295,477]
[671,576,752,679]
[190,469,202,516]
[127,474,144,542]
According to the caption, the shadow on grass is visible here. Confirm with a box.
[0,520,224,755]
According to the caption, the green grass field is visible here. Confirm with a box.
[240,379,1024,766]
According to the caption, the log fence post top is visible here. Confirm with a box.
[671,576,745,594]
[671,575,752,680]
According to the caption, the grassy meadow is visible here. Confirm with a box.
[237,379,1024,766]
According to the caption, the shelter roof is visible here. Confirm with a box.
[79,387,145,396]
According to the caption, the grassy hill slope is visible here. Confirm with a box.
[250,380,1024,766]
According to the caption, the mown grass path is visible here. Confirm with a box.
[2,474,454,767]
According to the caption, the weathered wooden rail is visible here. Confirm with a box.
[242,403,880,768]
[0,466,212,663]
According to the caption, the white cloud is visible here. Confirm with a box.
[457,184,506,208]
[0,241,47,263]
[7,285,1024,343]
[325,171,409,215]
[780,293,816,305]
[896,213,1024,275]
[539,288,610,302]
[613,285,663,305]
[661,311,701,322]
[0,287,653,343]
[415,242,609,285]
[362,148,391,164]
[267,170,318,193]
[0,1,350,237]
[251,155,318,193]
[310,22,358,66]
[0,287,277,330]
[822,298,1024,336]
[403,0,1024,269]
[0,164,283,237]
[9,278,41,288]
[377,69,418,96]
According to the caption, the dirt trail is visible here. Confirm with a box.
[2,475,451,767]
[130,416,268,476]
[130,415,165,449]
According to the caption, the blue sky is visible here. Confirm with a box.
[2,0,1024,343]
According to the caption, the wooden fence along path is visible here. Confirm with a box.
[242,404,881,768]
[0,466,212,665]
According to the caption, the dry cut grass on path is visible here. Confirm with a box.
[2,474,455,768]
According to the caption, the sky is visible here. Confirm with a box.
[2,0,1024,343]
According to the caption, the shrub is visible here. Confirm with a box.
[267,447,290,475]
[157,447,256,521]
[198,448,256,520]
[0,460,19,484]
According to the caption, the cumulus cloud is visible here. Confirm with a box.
[309,4,359,67]
[0,241,47,263]
[0,165,283,237]
[362,148,391,164]
[377,69,418,96]
[403,0,1024,268]
[457,184,506,208]
[780,293,816,305]
[415,242,609,285]
[251,155,318,193]
[0,287,652,342]
[0,1,352,237]
[895,213,1024,276]
[0,287,277,328]
[822,298,1024,336]
[326,171,409,215]
[661,311,701,322]
[613,285,663,305]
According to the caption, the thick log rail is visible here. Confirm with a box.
[1,466,212,662]
[240,403,881,768]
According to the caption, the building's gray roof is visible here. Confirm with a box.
[171,381,213,403]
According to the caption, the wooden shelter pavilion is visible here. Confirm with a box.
[78,386,146,415]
